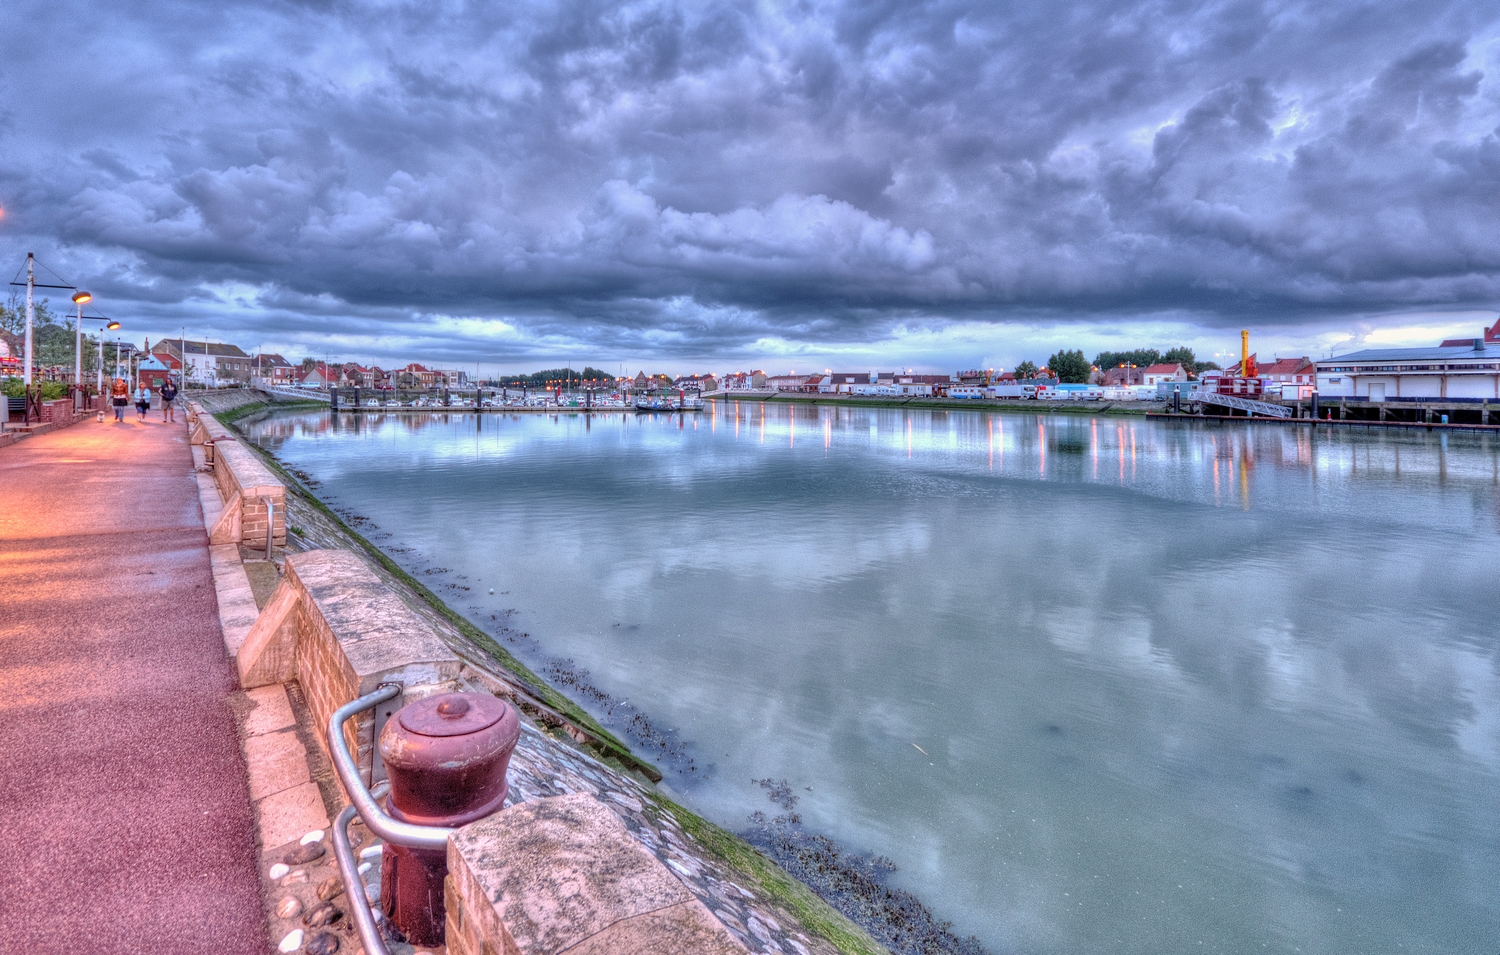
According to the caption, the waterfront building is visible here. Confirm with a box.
[1259,357,1316,386]
[1102,366,1140,386]
[254,353,295,385]
[1315,339,1500,401]
[339,363,375,387]
[816,372,874,394]
[764,374,820,393]
[1140,363,1189,385]
[673,374,717,393]
[390,363,440,388]
[295,362,335,388]
[135,354,173,391]
[722,371,769,391]
[151,340,251,387]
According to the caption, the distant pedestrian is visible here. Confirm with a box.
[134,384,151,421]
[160,378,178,423]
[110,378,130,422]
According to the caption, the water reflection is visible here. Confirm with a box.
[245,403,1500,955]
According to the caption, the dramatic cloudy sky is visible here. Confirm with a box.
[3,0,1499,373]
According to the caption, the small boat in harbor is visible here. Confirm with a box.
[634,394,703,413]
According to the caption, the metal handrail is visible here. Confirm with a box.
[263,496,275,562]
[327,683,456,852]
[328,685,459,955]
[332,803,390,955]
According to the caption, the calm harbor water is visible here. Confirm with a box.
[245,403,1500,955]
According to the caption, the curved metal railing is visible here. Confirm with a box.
[327,684,457,955]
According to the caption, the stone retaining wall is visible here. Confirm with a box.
[237,549,464,788]
[187,401,286,547]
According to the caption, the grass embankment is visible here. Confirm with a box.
[719,393,1163,415]
[219,398,895,955]
[657,795,890,955]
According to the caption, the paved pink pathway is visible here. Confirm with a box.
[0,415,267,955]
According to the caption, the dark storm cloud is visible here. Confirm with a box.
[2,0,1498,358]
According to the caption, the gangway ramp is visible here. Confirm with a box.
[1195,392,1291,418]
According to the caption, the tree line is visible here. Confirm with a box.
[1013,347,1220,384]
[494,366,616,387]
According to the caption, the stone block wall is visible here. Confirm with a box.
[189,402,286,547]
[238,549,463,788]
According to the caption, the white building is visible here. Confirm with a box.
[1316,341,1500,401]
[764,374,814,392]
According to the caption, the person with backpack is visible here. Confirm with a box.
[159,377,178,423]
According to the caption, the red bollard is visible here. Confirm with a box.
[379,692,520,945]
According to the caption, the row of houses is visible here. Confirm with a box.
[82,316,1500,407]
[278,361,470,390]
[139,341,470,389]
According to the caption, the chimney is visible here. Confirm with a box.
[1475,338,1485,351]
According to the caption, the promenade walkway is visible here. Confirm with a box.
[0,416,266,954]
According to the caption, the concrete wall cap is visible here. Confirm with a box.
[448,793,747,955]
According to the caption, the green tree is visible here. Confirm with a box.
[35,323,76,370]
[1047,349,1092,384]
[1014,359,1038,379]
[1161,346,1198,372]
[0,290,59,336]
[1093,348,1163,373]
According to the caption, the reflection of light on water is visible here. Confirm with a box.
[1091,418,1098,481]
[1038,420,1046,478]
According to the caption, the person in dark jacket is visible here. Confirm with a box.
[160,378,178,423]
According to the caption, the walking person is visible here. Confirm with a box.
[110,377,130,423]
[159,376,178,423]
[134,383,151,422]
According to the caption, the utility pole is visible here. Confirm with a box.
[24,253,35,386]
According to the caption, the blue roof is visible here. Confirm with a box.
[1320,344,1493,363]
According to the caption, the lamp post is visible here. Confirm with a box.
[72,290,92,398]
[24,254,34,386]
[73,313,120,394]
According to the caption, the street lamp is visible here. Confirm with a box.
[77,313,120,394]
[71,290,91,399]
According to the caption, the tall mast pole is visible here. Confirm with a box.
[24,253,35,386]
